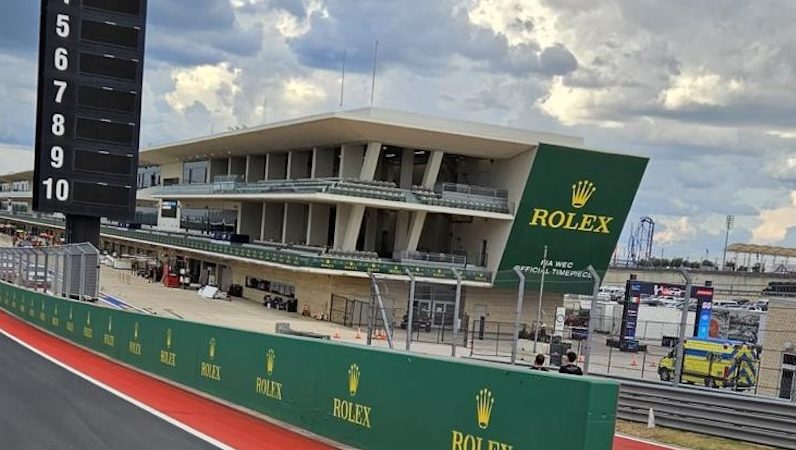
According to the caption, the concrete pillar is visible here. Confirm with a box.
[340,204,366,251]
[360,142,382,180]
[400,150,445,251]
[288,150,312,179]
[312,148,335,178]
[406,211,428,252]
[422,150,444,188]
[393,211,410,255]
[340,144,365,179]
[246,155,266,182]
[400,148,415,188]
[283,203,308,244]
[307,203,331,246]
[333,204,350,248]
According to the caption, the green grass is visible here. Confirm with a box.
[616,420,774,450]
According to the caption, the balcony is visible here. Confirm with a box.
[153,178,512,216]
[0,211,492,284]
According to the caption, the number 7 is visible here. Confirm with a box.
[53,80,67,103]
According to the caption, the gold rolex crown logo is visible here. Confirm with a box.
[266,349,276,376]
[348,364,361,397]
[571,180,596,209]
[476,388,495,430]
[209,338,216,360]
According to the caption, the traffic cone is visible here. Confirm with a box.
[333,328,341,339]
[631,356,639,367]
[577,354,585,364]
[355,328,362,339]
[647,408,656,429]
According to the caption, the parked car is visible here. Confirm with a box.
[399,310,432,332]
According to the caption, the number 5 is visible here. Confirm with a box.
[56,14,70,38]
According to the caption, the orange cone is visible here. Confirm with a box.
[355,328,362,339]
[631,356,639,367]
[333,328,341,339]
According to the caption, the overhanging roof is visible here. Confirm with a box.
[0,170,33,183]
[139,107,584,166]
[727,243,796,258]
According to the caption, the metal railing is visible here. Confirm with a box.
[616,378,796,449]
[436,182,509,199]
[0,243,99,301]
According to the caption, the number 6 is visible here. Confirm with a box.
[54,48,68,71]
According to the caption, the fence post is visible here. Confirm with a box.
[533,245,548,353]
[451,269,462,358]
[511,268,526,365]
[674,268,693,388]
[404,269,416,352]
[584,265,601,375]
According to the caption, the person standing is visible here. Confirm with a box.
[558,351,584,375]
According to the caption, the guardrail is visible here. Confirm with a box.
[616,378,796,449]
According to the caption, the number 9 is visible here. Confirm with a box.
[51,146,64,168]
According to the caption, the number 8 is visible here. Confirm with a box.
[52,114,65,136]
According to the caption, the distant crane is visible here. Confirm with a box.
[627,216,655,265]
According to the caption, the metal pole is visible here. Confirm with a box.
[369,274,394,349]
[533,245,548,353]
[673,268,693,387]
[34,251,40,292]
[511,268,526,365]
[367,276,375,346]
[584,265,601,375]
[404,269,415,352]
[451,269,462,358]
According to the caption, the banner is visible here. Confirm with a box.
[0,281,619,450]
[497,143,648,294]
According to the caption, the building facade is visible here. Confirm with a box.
[0,108,647,329]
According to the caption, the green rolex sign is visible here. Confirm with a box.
[497,143,648,294]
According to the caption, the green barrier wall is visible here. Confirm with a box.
[0,282,618,450]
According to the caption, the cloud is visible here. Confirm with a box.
[0,144,33,175]
[751,192,796,244]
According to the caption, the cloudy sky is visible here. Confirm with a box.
[2,0,795,263]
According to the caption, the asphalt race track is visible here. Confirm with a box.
[0,333,215,450]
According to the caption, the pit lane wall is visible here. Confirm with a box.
[0,281,618,450]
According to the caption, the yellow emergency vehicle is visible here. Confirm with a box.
[658,338,758,389]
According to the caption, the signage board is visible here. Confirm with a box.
[33,0,148,220]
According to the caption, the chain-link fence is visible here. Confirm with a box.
[0,243,99,301]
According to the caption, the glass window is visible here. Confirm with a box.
[183,160,208,184]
